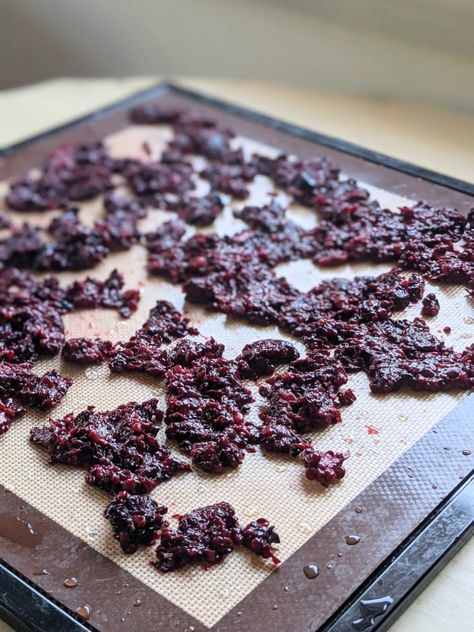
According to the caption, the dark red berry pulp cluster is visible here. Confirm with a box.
[1,99,472,572]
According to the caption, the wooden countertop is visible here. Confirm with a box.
[0,77,472,632]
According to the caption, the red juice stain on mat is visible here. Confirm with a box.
[366,425,380,435]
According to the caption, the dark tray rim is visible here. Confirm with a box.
[0,81,473,632]
[2,81,473,196]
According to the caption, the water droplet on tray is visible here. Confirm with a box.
[303,563,319,579]
[345,535,361,545]
[399,414,408,421]
[299,522,311,534]
[464,317,474,325]
[462,450,471,456]
[275,464,287,473]
[75,605,91,620]
[64,577,78,588]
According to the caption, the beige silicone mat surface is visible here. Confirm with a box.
[0,125,472,628]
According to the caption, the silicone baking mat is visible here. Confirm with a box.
[0,84,473,632]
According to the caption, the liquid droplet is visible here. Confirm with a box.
[85,367,100,380]
[64,577,78,588]
[299,522,311,534]
[345,535,361,545]
[272,605,279,610]
[399,414,408,421]
[33,569,49,576]
[75,605,91,620]
[462,450,471,456]
[85,526,97,539]
[464,317,474,325]
[284,585,290,592]
[133,599,142,607]
[303,563,319,579]
[243,507,256,518]
[219,588,230,598]
[354,506,363,514]
[327,562,334,569]
[275,464,287,473]
[196,484,207,494]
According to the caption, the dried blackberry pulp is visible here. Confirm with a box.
[154,502,280,572]
[301,449,348,487]
[95,194,147,250]
[6,142,113,211]
[279,269,424,336]
[109,301,198,377]
[0,362,71,435]
[237,339,300,379]
[62,338,113,364]
[421,293,440,317]
[334,318,474,393]
[165,354,255,473]
[30,399,190,494]
[105,491,168,553]
[241,518,281,564]
[0,298,65,363]
[0,399,25,436]
[64,269,140,318]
